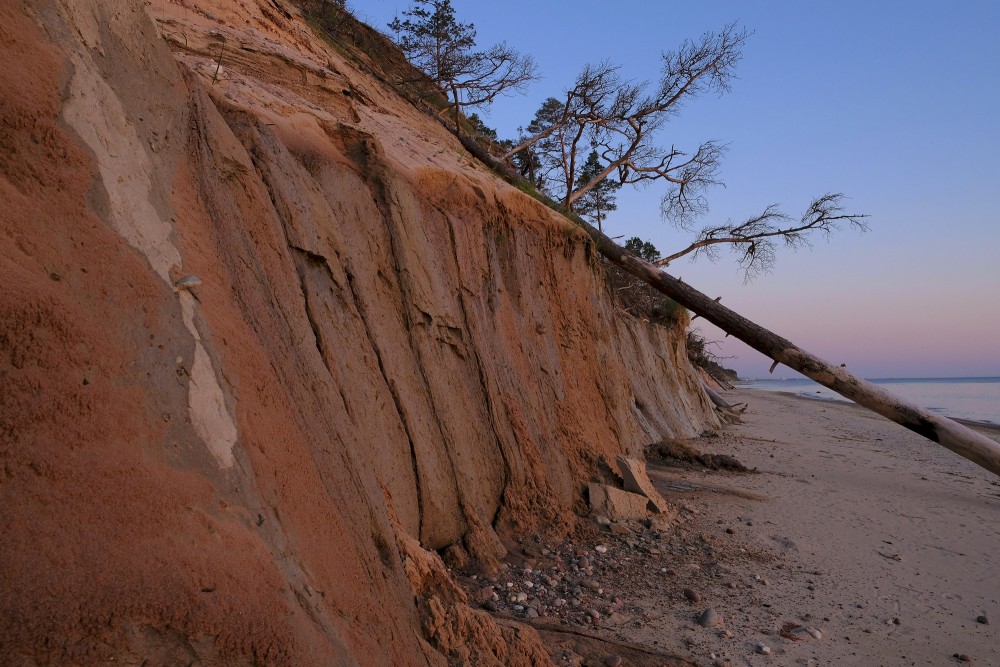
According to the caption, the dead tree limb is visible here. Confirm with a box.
[703,383,732,409]
[449,122,1000,478]
[587,224,1000,477]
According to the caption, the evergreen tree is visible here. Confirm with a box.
[506,97,563,191]
[389,1,536,133]
[574,151,621,231]
[388,0,475,86]
[466,113,497,142]
[511,147,543,190]
[624,237,661,263]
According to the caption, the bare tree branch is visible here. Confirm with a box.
[445,43,537,108]
[512,23,749,212]
[655,193,870,280]
[501,61,621,161]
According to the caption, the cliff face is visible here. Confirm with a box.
[0,0,717,663]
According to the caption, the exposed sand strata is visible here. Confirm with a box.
[1,0,717,663]
[59,30,239,467]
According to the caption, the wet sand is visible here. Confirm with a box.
[638,389,1000,665]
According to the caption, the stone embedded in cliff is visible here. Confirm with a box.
[174,274,202,290]
[616,456,670,513]
[588,483,649,521]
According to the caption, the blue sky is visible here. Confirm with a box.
[353,1,1000,378]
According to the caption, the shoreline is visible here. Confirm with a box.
[644,389,1000,665]
[766,389,1000,435]
[739,383,1000,430]
[475,388,1000,665]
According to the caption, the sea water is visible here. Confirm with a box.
[741,377,1000,426]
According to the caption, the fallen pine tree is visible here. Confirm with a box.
[451,130,1000,478]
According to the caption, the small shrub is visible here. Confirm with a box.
[602,258,684,328]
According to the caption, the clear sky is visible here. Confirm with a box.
[352,1,1000,378]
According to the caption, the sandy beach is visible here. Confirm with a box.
[636,389,1000,665]
[482,389,1000,666]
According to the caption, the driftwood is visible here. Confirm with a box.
[450,129,1000,478]
[711,372,736,391]
[703,382,732,409]
[699,364,736,391]
[703,382,745,424]
[716,407,743,425]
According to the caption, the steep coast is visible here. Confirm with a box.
[0,1,718,663]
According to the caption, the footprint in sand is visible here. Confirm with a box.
[771,535,799,551]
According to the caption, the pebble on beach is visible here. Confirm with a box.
[755,643,772,655]
[697,608,724,628]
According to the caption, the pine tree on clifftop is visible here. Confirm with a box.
[574,150,621,232]
[389,0,537,133]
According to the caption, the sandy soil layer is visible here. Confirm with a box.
[478,390,1000,666]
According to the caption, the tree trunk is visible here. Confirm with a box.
[447,125,1000,477]
[703,382,732,409]
[588,225,1000,477]
[450,86,461,135]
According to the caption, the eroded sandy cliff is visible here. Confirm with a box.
[0,0,717,663]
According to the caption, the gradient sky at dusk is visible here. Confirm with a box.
[354,1,1000,378]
